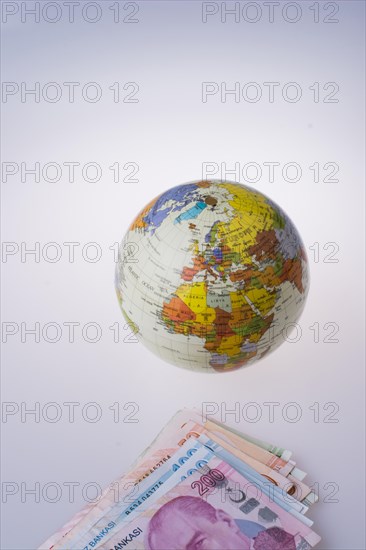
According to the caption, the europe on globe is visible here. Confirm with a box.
[115,180,309,373]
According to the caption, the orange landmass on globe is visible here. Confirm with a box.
[162,296,196,324]
[182,254,206,281]
[129,195,160,231]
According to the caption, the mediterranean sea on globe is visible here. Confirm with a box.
[115,180,309,373]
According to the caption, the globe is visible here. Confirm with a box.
[115,180,309,373]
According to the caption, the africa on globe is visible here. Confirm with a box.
[115,180,309,373]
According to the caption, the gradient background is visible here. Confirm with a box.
[1,1,365,548]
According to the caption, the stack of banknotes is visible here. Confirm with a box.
[40,409,321,550]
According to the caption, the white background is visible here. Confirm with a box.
[1,1,365,549]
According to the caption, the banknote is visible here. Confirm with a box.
[40,409,313,549]
[197,434,311,523]
[173,418,315,510]
[199,430,314,503]
[174,419,314,518]
[190,412,307,481]
[59,433,311,550]
[145,408,293,466]
[102,455,321,550]
[181,418,297,477]
[53,411,305,550]
[39,496,110,550]
[40,409,196,549]
[155,415,313,514]
[64,426,311,550]
[59,440,216,550]
[202,430,318,506]
[198,411,292,459]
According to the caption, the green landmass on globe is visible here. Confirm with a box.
[115,180,309,373]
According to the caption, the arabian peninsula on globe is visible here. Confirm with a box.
[115,180,309,373]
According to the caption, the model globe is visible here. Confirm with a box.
[115,180,309,372]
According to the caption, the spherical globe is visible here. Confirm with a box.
[115,180,309,373]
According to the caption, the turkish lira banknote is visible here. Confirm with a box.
[103,454,321,550]
[39,408,321,549]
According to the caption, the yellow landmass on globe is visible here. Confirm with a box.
[245,287,277,317]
